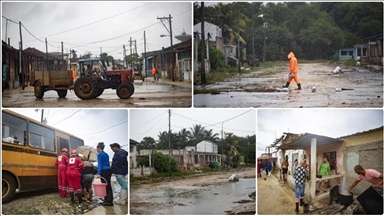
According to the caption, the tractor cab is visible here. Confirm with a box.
[78,57,107,79]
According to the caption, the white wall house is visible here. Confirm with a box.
[196,140,218,153]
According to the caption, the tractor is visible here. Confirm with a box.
[74,58,135,100]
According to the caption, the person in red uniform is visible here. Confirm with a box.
[55,148,69,198]
[66,150,84,204]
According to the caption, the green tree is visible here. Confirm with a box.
[81,51,92,59]
[137,136,156,152]
[189,124,205,144]
[138,152,177,173]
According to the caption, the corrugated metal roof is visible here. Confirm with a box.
[277,133,343,150]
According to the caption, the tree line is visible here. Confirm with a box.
[137,124,256,164]
[194,2,383,61]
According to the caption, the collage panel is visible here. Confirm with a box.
[257,109,383,215]
[1,108,128,214]
[2,1,192,108]
[193,2,383,108]
[129,108,256,214]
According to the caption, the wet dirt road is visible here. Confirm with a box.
[130,168,256,215]
[194,63,383,108]
[258,171,329,215]
[2,79,192,108]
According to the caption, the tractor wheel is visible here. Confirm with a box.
[2,172,16,203]
[34,81,45,99]
[116,83,133,99]
[128,83,135,97]
[94,88,104,98]
[74,77,98,100]
[57,90,68,98]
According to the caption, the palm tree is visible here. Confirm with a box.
[189,124,205,144]
[203,129,220,143]
[177,128,191,149]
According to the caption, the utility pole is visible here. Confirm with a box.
[237,2,241,74]
[45,38,49,70]
[19,21,24,89]
[129,37,133,69]
[157,14,174,81]
[168,109,172,176]
[221,122,224,166]
[123,45,126,69]
[252,4,255,61]
[263,19,267,62]
[200,2,206,85]
[5,19,8,44]
[61,42,64,70]
[144,31,147,78]
[41,109,44,123]
[100,47,102,57]
[134,40,137,65]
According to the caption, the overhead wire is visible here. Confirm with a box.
[132,114,167,139]
[24,2,154,43]
[76,120,128,136]
[21,23,56,48]
[51,109,81,126]
[130,110,167,133]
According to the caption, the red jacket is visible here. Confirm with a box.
[67,156,84,171]
[55,153,69,167]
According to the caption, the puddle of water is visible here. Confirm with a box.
[154,178,256,215]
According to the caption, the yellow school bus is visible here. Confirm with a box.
[2,109,84,203]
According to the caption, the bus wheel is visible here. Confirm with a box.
[2,173,16,203]
[34,81,45,99]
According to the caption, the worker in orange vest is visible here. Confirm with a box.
[283,52,301,90]
[70,67,76,82]
[151,66,158,82]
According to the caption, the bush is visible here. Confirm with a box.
[209,46,226,70]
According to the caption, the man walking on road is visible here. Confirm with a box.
[55,148,69,198]
[294,160,308,214]
[110,143,128,205]
[283,52,301,90]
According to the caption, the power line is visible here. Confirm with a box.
[21,23,56,48]
[132,114,167,139]
[77,120,128,136]
[2,15,18,24]
[51,109,81,126]
[131,111,167,133]
[25,2,154,43]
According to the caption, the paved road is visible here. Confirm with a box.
[2,79,192,108]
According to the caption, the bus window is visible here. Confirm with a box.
[29,122,55,151]
[2,112,27,145]
[59,137,69,153]
[70,136,84,150]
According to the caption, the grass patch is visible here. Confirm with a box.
[299,59,332,63]
[194,89,221,95]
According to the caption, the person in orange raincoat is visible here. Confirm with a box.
[70,67,76,82]
[151,66,158,82]
[283,52,301,90]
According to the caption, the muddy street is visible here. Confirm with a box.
[194,63,383,108]
[2,176,128,215]
[130,168,256,215]
[2,79,192,108]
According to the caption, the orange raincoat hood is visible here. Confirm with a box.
[287,52,295,59]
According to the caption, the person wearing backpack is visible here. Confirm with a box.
[110,143,128,205]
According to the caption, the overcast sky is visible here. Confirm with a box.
[2,2,192,60]
[257,109,383,157]
[6,108,128,161]
[130,109,256,144]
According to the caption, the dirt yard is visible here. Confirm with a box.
[194,63,383,108]
[130,167,256,215]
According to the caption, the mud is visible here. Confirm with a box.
[2,176,127,215]
[130,168,255,215]
[194,63,383,108]
[2,79,192,108]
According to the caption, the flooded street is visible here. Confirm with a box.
[2,79,192,108]
[130,168,256,215]
[2,175,128,215]
[194,63,383,108]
